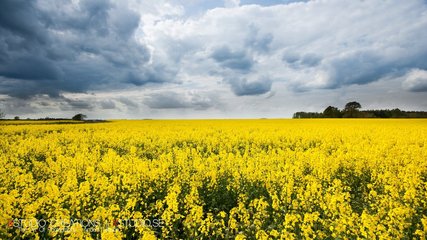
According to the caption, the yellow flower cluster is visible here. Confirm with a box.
[0,119,426,239]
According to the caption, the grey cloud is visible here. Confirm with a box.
[79,0,111,36]
[211,46,253,71]
[325,51,392,87]
[144,91,216,110]
[0,97,36,115]
[322,48,427,88]
[402,68,427,92]
[49,0,113,36]
[61,97,94,110]
[300,54,321,67]
[0,78,61,99]
[228,77,272,96]
[282,52,321,68]
[117,97,139,108]
[125,65,178,86]
[282,52,299,64]
[209,43,272,96]
[241,0,427,92]
[239,0,309,6]
[110,7,140,39]
[245,24,273,53]
[100,100,116,109]
[2,0,427,118]
[0,56,60,81]
[145,92,190,109]
[158,39,198,65]
[0,0,49,44]
[190,94,217,110]
[0,0,173,99]
[39,101,53,107]
[125,72,149,86]
[289,44,427,91]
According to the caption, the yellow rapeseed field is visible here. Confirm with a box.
[1,119,427,239]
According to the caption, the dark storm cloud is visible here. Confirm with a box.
[0,56,60,80]
[228,77,272,96]
[211,46,253,72]
[0,0,173,99]
[0,77,61,99]
[0,0,48,44]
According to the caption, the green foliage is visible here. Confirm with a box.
[293,112,323,119]
[72,113,87,121]
[323,106,342,118]
[344,101,362,111]
[343,102,362,118]
[294,102,427,119]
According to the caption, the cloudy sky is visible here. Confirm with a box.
[1,0,427,119]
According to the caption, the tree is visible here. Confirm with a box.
[0,109,4,119]
[343,101,362,118]
[14,116,20,120]
[72,113,87,121]
[344,101,362,111]
[293,112,323,118]
[391,108,405,118]
[323,106,341,118]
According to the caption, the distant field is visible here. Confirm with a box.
[1,120,427,239]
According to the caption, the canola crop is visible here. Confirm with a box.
[1,119,427,239]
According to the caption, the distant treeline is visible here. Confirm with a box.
[0,113,107,123]
[293,102,427,118]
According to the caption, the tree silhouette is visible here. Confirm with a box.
[344,102,362,111]
[293,101,427,118]
[0,109,5,119]
[72,113,87,121]
[344,102,362,118]
[323,106,341,118]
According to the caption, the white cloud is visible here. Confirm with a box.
[136,0,427,96]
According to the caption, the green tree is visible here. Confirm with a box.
[343,101,362,118]
[72,113,87,121]
[344,101,362,111]
[323,106,341,118]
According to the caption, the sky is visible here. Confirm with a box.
[0,0,427,119]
